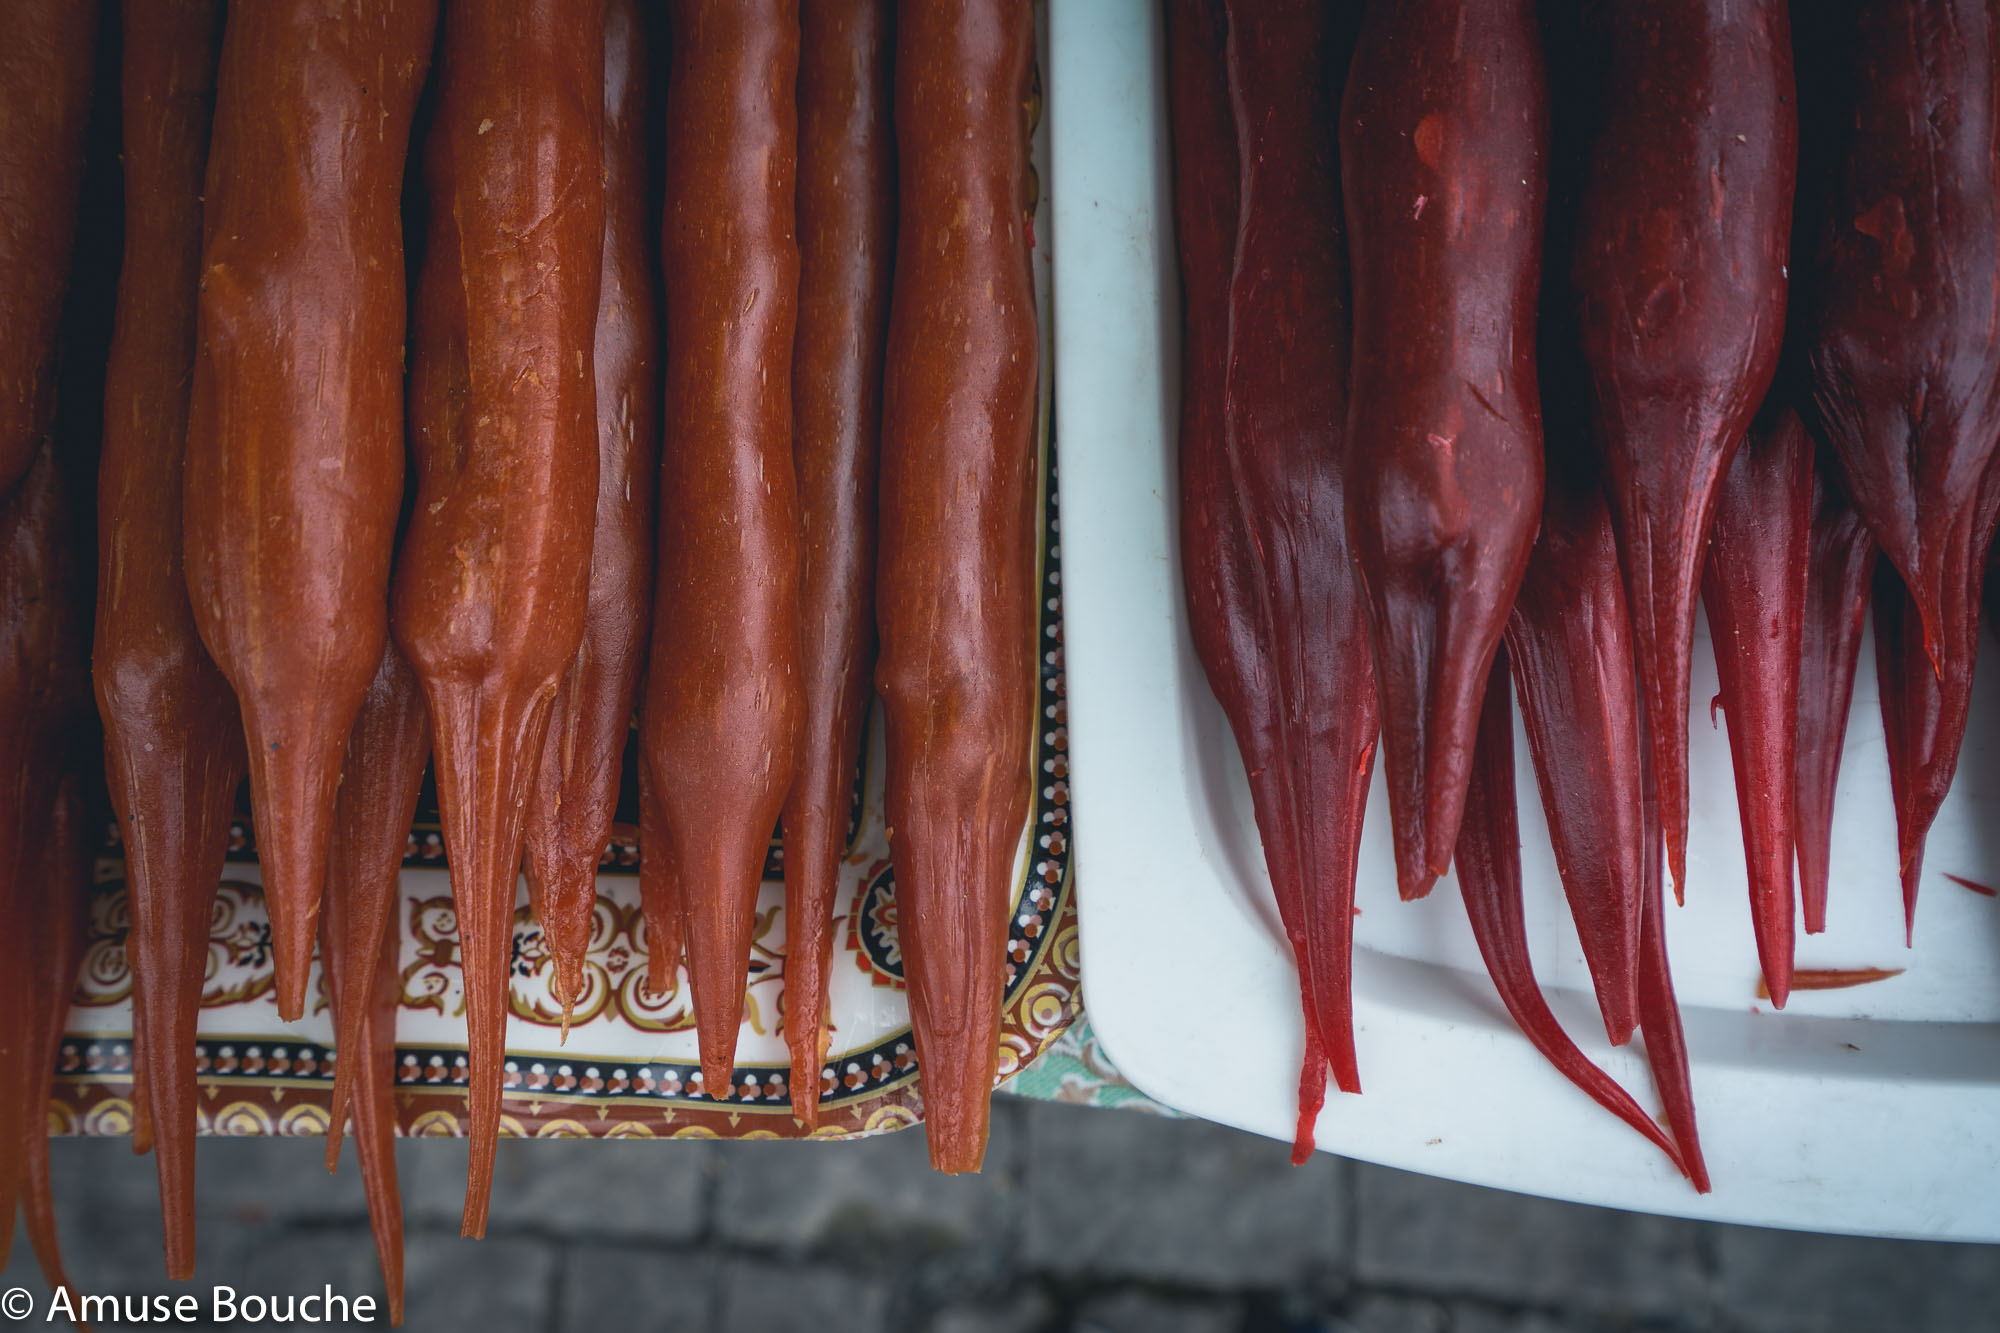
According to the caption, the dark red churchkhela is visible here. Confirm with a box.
[1503,458,1644,1046]
[1169,0,1328,1157]
[1701,404,1810,1007]
[877,0,1039,1172]
[1636,714,1709,1193]
[395,0,604,1236]
[1509,0,1642,1050]
[783,0,894,1130]
[0,0,96,500]
[524,0,659,1029]
[1871,560,1974,940]
[1221,0,1375,1104]
[1573,0,1796,909]
[185,0,438,1023]
[1340,0,1546,900]
[1806,0,2000,938]
[1454,647,1686,1179]
[320,642,428,1327]
[96,0,240,1282]
[642,0,802,1101]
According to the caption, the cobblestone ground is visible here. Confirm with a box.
[6,1096,1996,1331]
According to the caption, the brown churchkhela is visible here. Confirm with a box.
[1222,0,1376,1101]
[320,642,428,1326]
[524,0,659,1028]
[1805,0,2000,937]
[0,0,96,499]
[642,0,802,1099]
[22,759,90,1300]
[94,0,239,1282]
[783,0,895,1130]
[183,0,437,1022]
[1168,0,1329,1156]
[395,0,605,1235]
[1701,404,1810,1005]
[1572,0,1796,910]
[0,442,93,1293]
[877,0,1038,1173]
[1340,0,1547,900]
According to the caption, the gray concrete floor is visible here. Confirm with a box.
[4,1096,1995,1332]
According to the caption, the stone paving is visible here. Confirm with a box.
[5,1097,1997,1331]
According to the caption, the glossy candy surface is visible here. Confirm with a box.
[641,0,803,1100]
[395,0,604,1236]
[782,0,895,1130]
[876,0,1039,1173]
[1807,0,2000,935]
[185,0,438,1021]
[94,0,240,1281]
[524,0,659,1029]
[1340,0,1548,900]
[1573,0,1796,904]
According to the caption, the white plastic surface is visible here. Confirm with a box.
[1051,0,2000,1241]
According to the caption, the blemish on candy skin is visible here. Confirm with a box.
[1414,112,1446,167]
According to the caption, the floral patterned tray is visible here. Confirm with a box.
[55,15,1068,1143]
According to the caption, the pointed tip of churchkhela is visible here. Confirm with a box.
[353,995,406,1329]
[1702,405,1809,1022]
[240,726,345,1022]
[790,1070,822,1134]
[1636,725,1710,1195]
[784,986,830,1132]
[1873,559,1981,948]
[554,948,585,1036]
[914,1029,997,1176]
[423,686,558,1245]
[521,844,598,1032]
[780,809,846,1140]
[1456,647,1688,1182]
[1289,1020,1330,1166]
[1504,473,1648,1051]
[26,776,93,1295]
[121,797,238,1278]
[1294,729,1374,1098]
[689,947,750,1106]
[1612,520,1707,911]
[1900,845,1924,950]
[655,786,769,1101]
[1370,598,1505,905]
